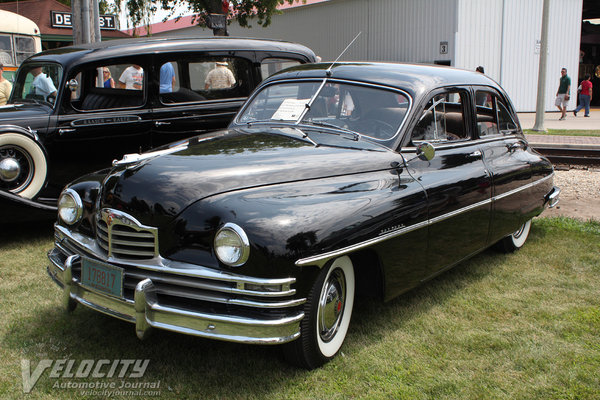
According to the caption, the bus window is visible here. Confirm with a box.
[15,36,37,65]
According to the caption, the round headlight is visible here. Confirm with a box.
[58,189,83,225]
[214,223,250,267]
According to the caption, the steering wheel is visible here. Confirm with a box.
[353,118,395,138]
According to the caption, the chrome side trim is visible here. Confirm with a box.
[296,174,554,267]
[494,174,553,201]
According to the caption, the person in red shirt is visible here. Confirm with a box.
[574,74,593,117]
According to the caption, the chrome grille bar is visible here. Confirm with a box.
[96,209,158,259]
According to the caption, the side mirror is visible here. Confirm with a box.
[67,79,79,92]
[416,142,435,161]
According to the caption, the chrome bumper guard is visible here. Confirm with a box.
[47,226,305,344]
[545,186,561,208]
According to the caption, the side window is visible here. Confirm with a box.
[475,90,518,137]
[411,91,469,144]
[160,57,251,105]
[73,63,144,111]
[261,58,302,79]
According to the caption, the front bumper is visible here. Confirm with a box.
[47,225,305,344]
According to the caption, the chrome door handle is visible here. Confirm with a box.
[58,128,76,135]
[155,121,171,126]
[468,150,482,159]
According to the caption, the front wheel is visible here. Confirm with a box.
[283,256,355,369]
[0,133,48,198]
[496,219,532,253]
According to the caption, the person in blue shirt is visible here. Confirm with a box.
[160,62,176,93]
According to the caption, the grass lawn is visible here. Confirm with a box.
[1,217,599,399]
[524,129,600,137]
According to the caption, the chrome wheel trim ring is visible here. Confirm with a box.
[318,268,346,343]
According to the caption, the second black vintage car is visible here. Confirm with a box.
[47,62,559,369]
[0,37,316,222]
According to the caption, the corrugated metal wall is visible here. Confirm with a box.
[158,0,583,111]
[454,0,503,81]
[166,0,458,64]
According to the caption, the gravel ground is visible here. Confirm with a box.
[542,168,600,221]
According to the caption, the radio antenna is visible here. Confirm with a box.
[326,31,362,77]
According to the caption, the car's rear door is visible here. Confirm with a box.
[150,52,257,147]
[403,88,492,277]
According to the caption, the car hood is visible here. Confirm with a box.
[0,102,52,121]
[99,127,401,224]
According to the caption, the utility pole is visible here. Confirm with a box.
[532,0,551,132]
[72,0,101,44]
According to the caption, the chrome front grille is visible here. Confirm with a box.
[96,209,158,259]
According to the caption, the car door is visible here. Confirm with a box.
[473,87,538,243]
[151,53,257,147]
[403,88,492,277]
[51,60,153,186]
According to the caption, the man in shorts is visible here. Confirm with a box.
[555,68,570,120]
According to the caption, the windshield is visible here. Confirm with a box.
[11,62,63,106]
[237,80,410,142]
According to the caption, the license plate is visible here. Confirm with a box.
[81,257,124,298]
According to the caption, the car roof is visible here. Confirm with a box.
[265,62,503,99]
[24,37,317,68]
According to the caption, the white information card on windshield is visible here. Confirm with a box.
[271,99,308,121]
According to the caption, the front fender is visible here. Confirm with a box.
[0,124,44,145]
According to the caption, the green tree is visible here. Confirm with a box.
[116,0,304,36]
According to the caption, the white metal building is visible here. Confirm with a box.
[156,0,584,112]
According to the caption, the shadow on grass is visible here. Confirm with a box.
[2,225,551,397]
[0,220,54,244]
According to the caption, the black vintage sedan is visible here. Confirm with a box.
[0,37,316,222]
[47,62,560,369]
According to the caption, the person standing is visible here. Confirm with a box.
[159,62,176,93]
[555,67,571,120]
[118,64,144,90]
[573,74,593,117]
[0,63,12,105]
[204,61,236,90]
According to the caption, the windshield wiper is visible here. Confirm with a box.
[245,119,294,125]
[301,121,360,141]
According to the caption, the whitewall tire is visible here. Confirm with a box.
[0,133,47,199]
[497,219,532,253]
[283,256,355,369]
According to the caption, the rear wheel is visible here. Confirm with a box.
[496,219,532,253]
[0,133,47,199]
[283,256,355,369]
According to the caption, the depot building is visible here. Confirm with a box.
[0,0,129,50]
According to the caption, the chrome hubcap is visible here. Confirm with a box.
[318,269,346,343]
[0,145,34,192]
[512,224,525,239]
[0,157,20,182]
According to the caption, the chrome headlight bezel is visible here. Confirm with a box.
[58,188,83,225]
[214,223,250,267]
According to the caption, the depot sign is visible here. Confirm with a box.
[51,11,117,30]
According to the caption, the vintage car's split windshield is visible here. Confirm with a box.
[12,62,63,106]
[238,81,410,141]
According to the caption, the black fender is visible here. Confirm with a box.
[0,189,56,224]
